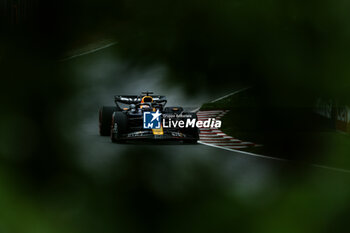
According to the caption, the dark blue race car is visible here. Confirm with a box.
[99,92,199,143]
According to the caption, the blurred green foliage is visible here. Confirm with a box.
[112,0,350,102]
[1,0,350,233]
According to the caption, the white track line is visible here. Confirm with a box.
[210,87,251,103]
[227,146,249,149]
[191,107,201,113]
[60,42,118,62]
[191,89,250,113]
[310,164,350,174]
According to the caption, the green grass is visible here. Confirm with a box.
[318,132,350,169]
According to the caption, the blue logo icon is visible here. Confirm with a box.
[143,110,162,129]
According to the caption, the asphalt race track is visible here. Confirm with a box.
[59,44,348,194]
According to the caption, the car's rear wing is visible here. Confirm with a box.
[114,95,167,105]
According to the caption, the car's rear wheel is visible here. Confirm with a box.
[99,106,118,136]
[111,112,128,143]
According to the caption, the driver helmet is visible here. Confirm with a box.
[140,96,153,108]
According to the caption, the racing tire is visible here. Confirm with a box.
[99,106,118,136]
[111,112,128,143]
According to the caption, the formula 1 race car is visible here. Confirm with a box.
[99,92,199,143]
